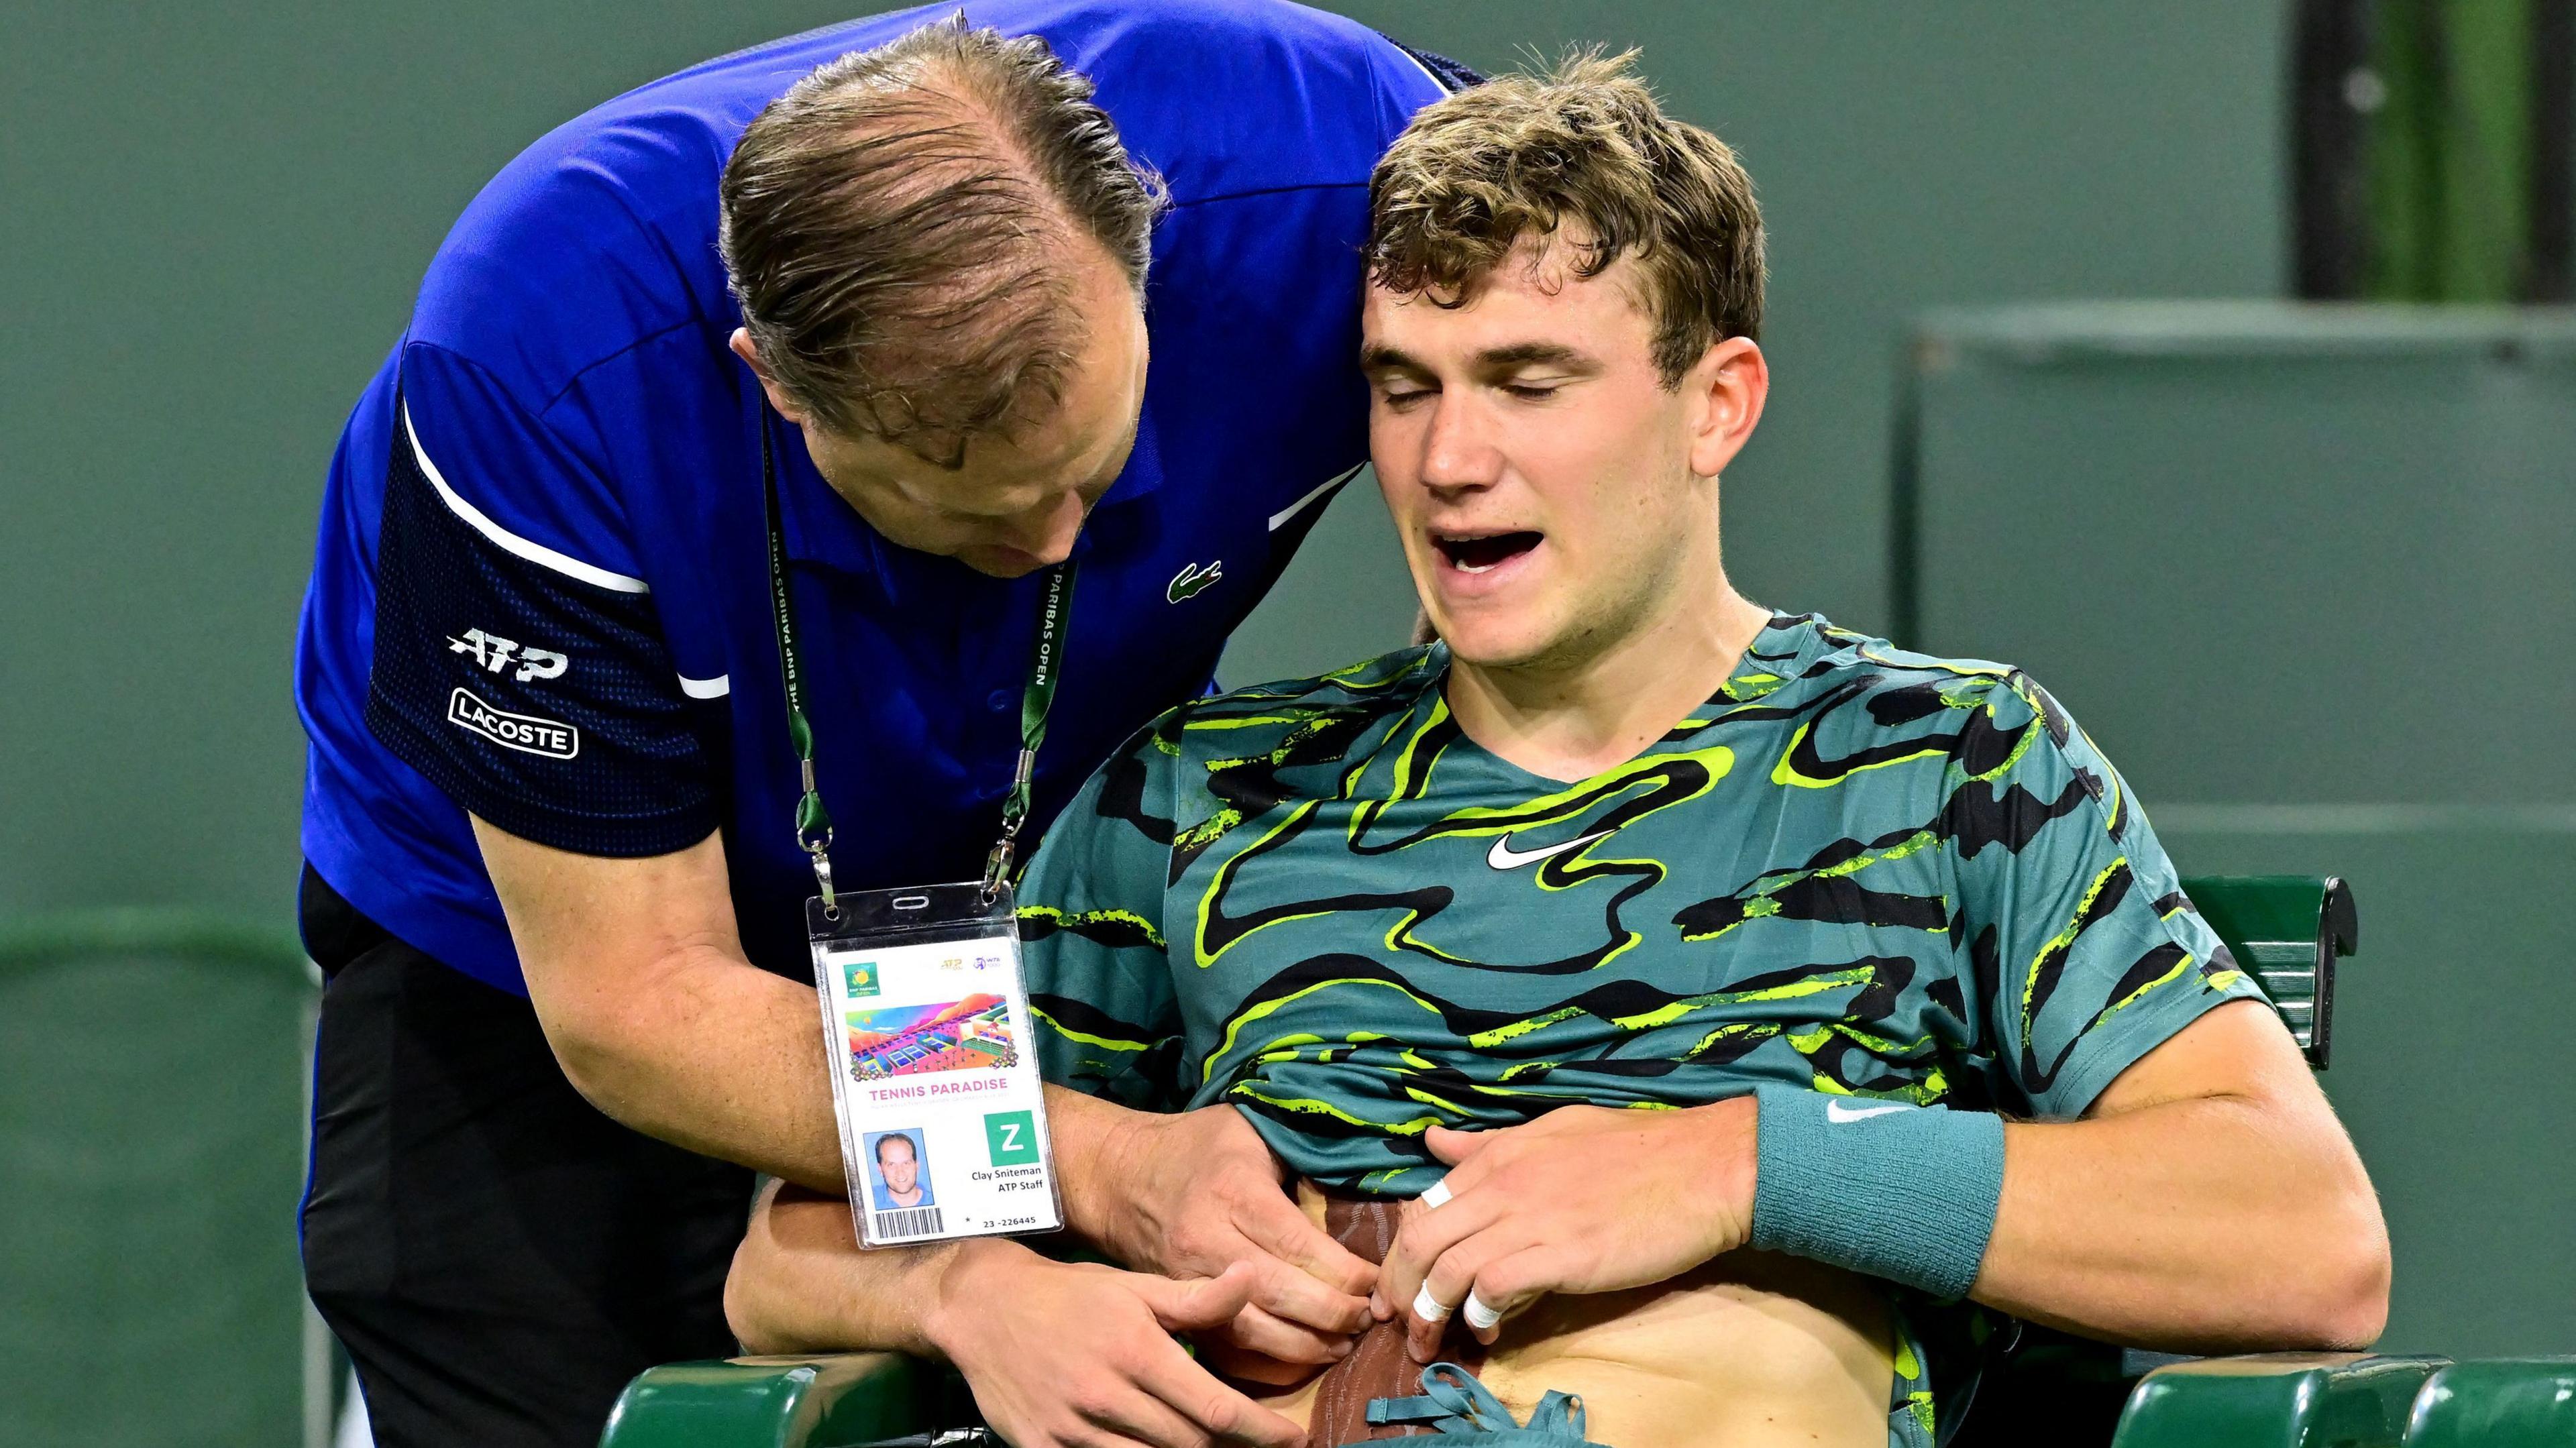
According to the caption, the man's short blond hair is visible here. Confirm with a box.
[1366,51,1766,384]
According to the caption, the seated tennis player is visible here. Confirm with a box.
[726,54,2389,1448]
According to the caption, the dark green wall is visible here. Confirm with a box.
[1902,304,2576,1356]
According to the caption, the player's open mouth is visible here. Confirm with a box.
[1434,531,1543,574]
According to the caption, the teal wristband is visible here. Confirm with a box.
[1748,1085,2004,1300]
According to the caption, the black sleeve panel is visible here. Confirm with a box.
[1380,34,1488,93]
[364,390,720,857]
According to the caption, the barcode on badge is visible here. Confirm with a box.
[873,1205,945,1240]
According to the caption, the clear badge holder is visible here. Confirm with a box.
[809,881,1065,1249]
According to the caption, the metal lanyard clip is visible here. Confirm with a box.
[981,748,1038,899]
[797,757,837,915]
[979,835,1016,901]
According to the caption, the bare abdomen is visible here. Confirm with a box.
[1248,1184,1896,1448]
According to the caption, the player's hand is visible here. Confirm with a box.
[926,1241,1305,1448]
[1077,1097,1377,1366]
[1373,1099,1758,1362]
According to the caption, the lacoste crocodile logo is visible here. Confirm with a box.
[1167,559,1224,603]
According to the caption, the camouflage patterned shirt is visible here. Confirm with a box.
[1021,613,2261,1193]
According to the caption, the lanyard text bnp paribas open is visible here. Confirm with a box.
[758,413,1069,1250]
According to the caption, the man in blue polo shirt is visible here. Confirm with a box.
[292,4,1471,1442]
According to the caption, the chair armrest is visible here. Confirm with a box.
[2180,875,2357,1068]
[2402,1358,2576,1447]
[2110,1353,2443,1448]
[600,1352,938,1448]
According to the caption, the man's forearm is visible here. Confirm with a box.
[474,820,849,1190]
[1973,1089,2389,1351]
[543,942,850,1190]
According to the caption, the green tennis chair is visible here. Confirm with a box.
[0,909,319,1448]
[2402,1359,2576,1447]
[603,875,2539,1448]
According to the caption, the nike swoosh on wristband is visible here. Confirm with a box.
[1485,830,1613,870]
[1825,1101,1912,1123]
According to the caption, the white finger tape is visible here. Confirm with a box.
[1462,1291,1503,1333]
[1419,1179,1452,1210]
[1411,1282,1454,1323]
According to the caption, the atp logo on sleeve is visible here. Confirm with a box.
[448,627,569,683]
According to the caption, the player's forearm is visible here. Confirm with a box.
[1972,1093,2388,1351]
[727,1180,963,1355]
[539,941,849,1190]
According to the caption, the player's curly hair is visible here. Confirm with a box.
[721,17,1165,467]
[1366,50,1766,384]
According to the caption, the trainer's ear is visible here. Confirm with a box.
[1683,336,1768,481]
[729,329,811,427]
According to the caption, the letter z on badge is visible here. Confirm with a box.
[447,686,580,759]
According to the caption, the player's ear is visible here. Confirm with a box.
[1683,336,1768,480]
[729,328,812,427]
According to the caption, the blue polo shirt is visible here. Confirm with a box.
[293,0,1462,994]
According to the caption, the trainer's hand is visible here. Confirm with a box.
[926,1240,1305,1448]
[1374,1099,1758,1362]
[1071,1095,1377,1366]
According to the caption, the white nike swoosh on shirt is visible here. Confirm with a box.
[1267,464,1366,532]
[1485,830,1613,870]
[1825,1101,1912,1123]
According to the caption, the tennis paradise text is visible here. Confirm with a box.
[863,1076,1008,1104]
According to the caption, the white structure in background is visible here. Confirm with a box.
[335,1368,373,1448]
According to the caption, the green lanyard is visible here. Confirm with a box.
[758,416,1076,913]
